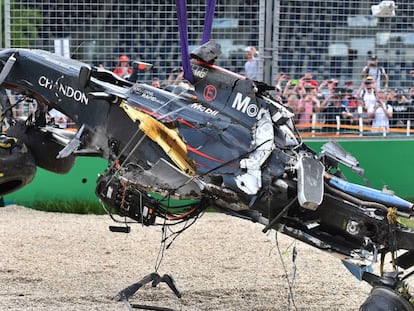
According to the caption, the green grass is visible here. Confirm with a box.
[399,217,414,228]
[30,199,106,215]
[400,197,414,228]
[28,199,214,215]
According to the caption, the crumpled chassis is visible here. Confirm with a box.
[0,43,414,309]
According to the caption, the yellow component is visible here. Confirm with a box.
[120,102,195,175]
[386,207,399,272]
[0,137,17,149]
[387,207,399,224]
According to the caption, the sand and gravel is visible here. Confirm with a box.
[0,205,377,310]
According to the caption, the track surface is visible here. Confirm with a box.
[0,205,374,310]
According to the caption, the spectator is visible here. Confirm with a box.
[273,84,286,105]
[388,89,412,128]
[350,96,370,125]
[296,84,320,130]
[347,92,358,112]
[10,94,36,119]
[48,108,68,128]
[165,68,195,98]
[244,46,259,80]
[285,93,300,123]
[360,55,389,90]
[167,67,183,85]
[319,92,353,130]
[343,88,355,107]
[344,81,356,94]
[368,89,393,132]
[283,78,299,98]
[407,86,414,127]
[407,85,414,104]
[297,68,318,94]
[275,73,289,98]
[151,77,161,88]
[319,78,338,99]
[357,76,377,111]
[113,55,132,79]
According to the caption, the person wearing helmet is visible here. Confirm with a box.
[113,55,132,78]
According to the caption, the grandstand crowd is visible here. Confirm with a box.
[273,54,414,135]
[5,48,414,137]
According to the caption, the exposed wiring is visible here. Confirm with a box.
[155,218,168,273]
[154,209,205,272]
[273,232,298,311]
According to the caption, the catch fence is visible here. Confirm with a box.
[2,0,414,137]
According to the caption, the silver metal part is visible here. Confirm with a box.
[346,220,360,235]
[0,53,16,85]
[297,156,324,210]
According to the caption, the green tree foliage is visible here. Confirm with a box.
[1,0,43,48]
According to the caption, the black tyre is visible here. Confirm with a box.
[6,122,75,174]
[0,135,36,195]
[360,286,414,311]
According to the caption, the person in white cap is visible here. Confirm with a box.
[244,46,259,80]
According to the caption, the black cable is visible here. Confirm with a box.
[262,195,298,233]
[155,218,168,272]
[274,232,298,311]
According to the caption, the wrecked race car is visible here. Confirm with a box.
[1,41,414,310]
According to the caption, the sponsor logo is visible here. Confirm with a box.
[190,103,219,116]
[133,86,164,105]
[231,92,268,119]
[231,92,258,117]
[203,85,217,101]
[38,75,89,105]
[191,64,208,79]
